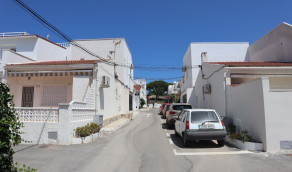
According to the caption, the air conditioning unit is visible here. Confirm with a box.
[100,76,110,88]
[182,66,187,72]
[203,84,211,94]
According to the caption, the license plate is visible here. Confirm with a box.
[201,124,215,129]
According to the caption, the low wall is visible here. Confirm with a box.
[227,79,267,150]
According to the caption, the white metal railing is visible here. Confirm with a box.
[0,32,30,37]
[15,107,59,122]
[57,42,70,48]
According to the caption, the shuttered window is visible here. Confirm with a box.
[22,87,34,107]
[42,85,67,106]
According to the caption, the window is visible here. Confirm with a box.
[191,111,219,123]
[173,105,192,110]
[22,87,34,107]
[42,85,67,106]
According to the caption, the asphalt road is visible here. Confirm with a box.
[13,108,292,172]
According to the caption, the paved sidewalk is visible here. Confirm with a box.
[100,109,148,134]
[100,118,131,134]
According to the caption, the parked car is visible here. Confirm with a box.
[175,109,226,147]
[166,103,192,128]
[160,103,170,115]
[162,104,170,119]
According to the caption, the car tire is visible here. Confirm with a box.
[183,134,189,147]
[217,140,225,147]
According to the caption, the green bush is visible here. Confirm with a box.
[75,123,101,138]
[139,98,146,109]
[13,162,37,172]
[228,129,253,143]
[0,82,23,171]
[240,129,253,143]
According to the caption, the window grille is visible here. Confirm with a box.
[42,85,67,106]
[21,87,34,107]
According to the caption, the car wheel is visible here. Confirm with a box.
[217,140,225,147]
[183,134,189,147]
[166,120,170,128]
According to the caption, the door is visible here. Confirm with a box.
[22,86,34,107]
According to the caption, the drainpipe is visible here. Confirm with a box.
[94,63,99,116]
[224,70,230,117]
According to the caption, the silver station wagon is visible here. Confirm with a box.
[175,109,226,147]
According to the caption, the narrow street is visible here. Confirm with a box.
[14,108,292,172]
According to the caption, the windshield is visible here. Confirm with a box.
[191,111,219,123]
[173,105,192,110]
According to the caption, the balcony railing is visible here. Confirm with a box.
[57,42,70,48]
[0,32,30,37]
[15,107,59,122]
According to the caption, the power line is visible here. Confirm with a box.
[13,0,122,67]
[13,0,191,73]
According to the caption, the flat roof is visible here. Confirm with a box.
[208,61,292,67]
[6,60,108,66]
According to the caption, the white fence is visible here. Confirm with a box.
[15,107,59,122]
[57,42,70,48]
[71,101,95,122]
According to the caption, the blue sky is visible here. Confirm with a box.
[1,0,292,83]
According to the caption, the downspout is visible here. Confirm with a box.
[94,63,99,116]
[224,70,230,117]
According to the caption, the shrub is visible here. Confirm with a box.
[75,123,101,138]
[139,98,145,109]
[13,162,37,172]
[240,129,253,143]
[228,129,253,143]
[0,82,23,170]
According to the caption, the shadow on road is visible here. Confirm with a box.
[161,123,174,131]
[170,134,221,149]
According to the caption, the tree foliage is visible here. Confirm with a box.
[146,80,170,99]
[0,82,23,171]
[139,98,146,109]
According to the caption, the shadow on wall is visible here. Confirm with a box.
[244,49,250,61]
[99,88,104,110]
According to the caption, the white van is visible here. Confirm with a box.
[175,109,226,147]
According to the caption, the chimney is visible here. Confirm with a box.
[201,52,208,63]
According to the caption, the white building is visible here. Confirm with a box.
[133,79,147,108]
[181,22,292,152]
[180,42,249,107]
[0,32,136,145]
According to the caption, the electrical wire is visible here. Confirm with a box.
[13,0,191,74]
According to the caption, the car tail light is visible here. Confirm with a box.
[186,121,189,130]
[221,120,225,128]
[169,111,175,115]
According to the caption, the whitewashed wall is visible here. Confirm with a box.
[227,78,267,150]
[181,43,249,104]
[262,78,292,152]
[247,23,292,62]
[194,63,226,115]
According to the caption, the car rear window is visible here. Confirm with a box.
[166,105,170,110]
[191,111,219,123]
[173,105,192,110]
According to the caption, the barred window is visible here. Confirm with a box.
[42,85,67,106]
